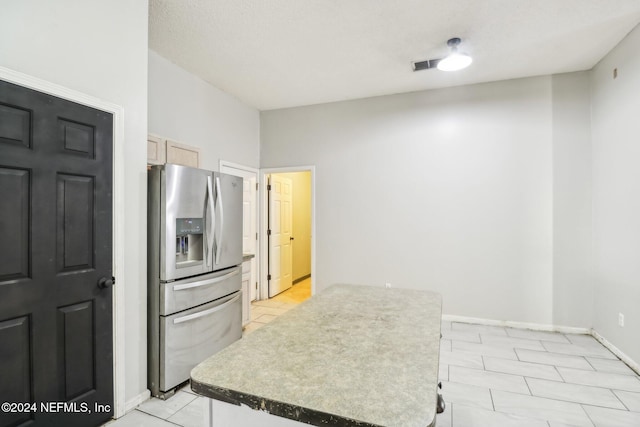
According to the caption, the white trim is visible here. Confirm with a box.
[124,389,151,413]
[0,66,127,418]
[219,161,261,304]
[591,329,640,375]
[442,314,591,335]
[219,160,259,175]
[260,166,316,300]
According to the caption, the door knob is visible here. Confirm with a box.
[98,277,114,289]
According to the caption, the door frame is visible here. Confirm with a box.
[219,160,259,301]
[260,166,316,300]
[0,66,127,418]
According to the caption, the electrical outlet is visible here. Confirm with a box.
[385,283,392,288]
[619,313,625,327]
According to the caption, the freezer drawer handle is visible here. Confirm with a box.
[172,293,240,324]
[172,269,240,291]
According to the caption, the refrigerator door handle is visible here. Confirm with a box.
[172,293,240,324]
[172,268,240,291]
[214,176,224,265]
[205,175,216,267]
[203,184,209,267]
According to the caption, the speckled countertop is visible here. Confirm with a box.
[191,284,442,427]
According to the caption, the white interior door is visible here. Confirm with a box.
[268,175,293,297]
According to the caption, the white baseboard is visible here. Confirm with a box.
[442,314,591,335]
[122,389,151,416]
[442,314,640,375]
[591,330,640,376]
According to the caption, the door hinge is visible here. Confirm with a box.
[267,229,271,236]
[256,182,259,191]
[256,232,258,240]
[267,274,271,281]
[267,184,271,191]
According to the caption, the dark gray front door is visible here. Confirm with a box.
[0,80,113,427]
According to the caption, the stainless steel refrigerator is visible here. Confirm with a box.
[148,164,243,398]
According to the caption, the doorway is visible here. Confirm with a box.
[260,167,315,303]
[0,79,114,426]
[0,66,127,420]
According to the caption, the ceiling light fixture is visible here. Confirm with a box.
[412,37,473,73]
[436,37,472,71]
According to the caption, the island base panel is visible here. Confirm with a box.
[204,398,308,427]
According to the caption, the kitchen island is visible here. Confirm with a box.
[191,284,443,427]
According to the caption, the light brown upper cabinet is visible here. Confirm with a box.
[166,139,200,168]
[147,134,166,165]
[147,134,201,168]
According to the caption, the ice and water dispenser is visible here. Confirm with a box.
[175,218,204,267]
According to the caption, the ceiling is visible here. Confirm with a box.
[149,0,640,111]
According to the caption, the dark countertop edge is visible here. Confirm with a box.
[190,378,383,427]
[242,253,255,261]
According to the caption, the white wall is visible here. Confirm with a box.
[261,77,555,324]
[148,50,260,171]
[590,24,640,364]
[0,0,149,405]
[551,72,593,328]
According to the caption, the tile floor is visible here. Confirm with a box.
[243,277,311,334]
[105,285,640,426]
[437,321,640,427]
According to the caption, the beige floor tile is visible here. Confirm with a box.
[244,279,311,334]
[253,313,278,324]
[243,321,265,335]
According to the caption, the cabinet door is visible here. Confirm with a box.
[147,134,166,165]
[241,273,251,326]
[166,139,200,168]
